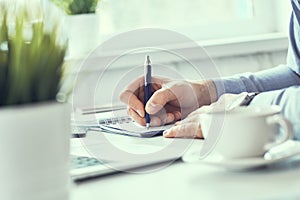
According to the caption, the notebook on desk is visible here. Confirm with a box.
[99,122,173,138]
[72,107,173,138]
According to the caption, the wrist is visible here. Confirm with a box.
[191,80,218,107]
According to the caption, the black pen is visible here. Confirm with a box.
[144,55,152,128]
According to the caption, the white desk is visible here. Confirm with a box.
[70,132,300,200]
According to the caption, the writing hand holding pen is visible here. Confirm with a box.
[119,56,217,138]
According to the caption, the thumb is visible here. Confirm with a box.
[163,122,203,138]
[145,87,176,114]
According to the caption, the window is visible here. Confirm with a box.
[97,0,289,42]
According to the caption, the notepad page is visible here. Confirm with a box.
[108,122,173,133]
[99,121,173,137]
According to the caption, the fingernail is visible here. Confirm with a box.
[163,130,169,136]
[137,109,143,117]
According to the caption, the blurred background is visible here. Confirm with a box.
[62,0,291,109]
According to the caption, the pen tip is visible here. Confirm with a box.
[146,123,150,129]
[145,55,151,65]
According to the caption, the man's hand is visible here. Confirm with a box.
[119,76,217,126]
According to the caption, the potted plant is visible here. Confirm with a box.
[51,0,99,15]
[0,1,70,199]
[51,0,102,57]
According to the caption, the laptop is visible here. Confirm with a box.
[70,131,195,181]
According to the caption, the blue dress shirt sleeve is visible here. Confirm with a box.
[213,65,300,97]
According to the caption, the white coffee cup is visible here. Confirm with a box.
[200,105,293,159]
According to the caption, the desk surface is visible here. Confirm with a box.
[70,132,300,200]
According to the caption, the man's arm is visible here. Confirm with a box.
[249,86,300,140]
[213,65,300,98]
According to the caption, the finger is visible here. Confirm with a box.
[156,112,175,125]
[120,90,145,117]
[169,112,182,126]
[152,83,161,91]
[149,113,174,126]
[148,111,180,127]
[181,115,200,124]
[127,109,165,127]
[163,122,203,139]
[127,108,146,126]
[145,87,176,114]
[149,116,162,126]
[172,111,182,122]
[185,106,211,119]
[174,116,198,126]
[138,83,145,102]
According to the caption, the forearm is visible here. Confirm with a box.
[191,80,218,106]
[250,86,300,140]
[213,65,300,98]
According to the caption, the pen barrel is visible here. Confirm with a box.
[144,64,152,124]
[145,83,151,104]
[144,64,152,85]
[145,83,151,123]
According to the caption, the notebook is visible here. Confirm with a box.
[99,122,173,138]
[72,108,173,138]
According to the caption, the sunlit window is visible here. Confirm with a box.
[99,0,252,32]
[98,0,279,41]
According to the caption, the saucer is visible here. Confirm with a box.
[182,140,300,170]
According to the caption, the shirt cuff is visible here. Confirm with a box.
[213,77,247,98]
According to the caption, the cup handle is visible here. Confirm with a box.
[264,114,293,151]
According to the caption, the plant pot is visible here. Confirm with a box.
[0,102,71,200]
[66,13,101,58]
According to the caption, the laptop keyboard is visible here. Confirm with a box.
[71,156,105,169]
